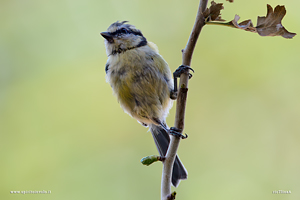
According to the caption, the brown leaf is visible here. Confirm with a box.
[205,3,295,39]
[256,4,296,38]
[226,0,234,2]
[229,15,256,33]
[204,1,225,22]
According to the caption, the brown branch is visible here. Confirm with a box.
[161,0,208,199]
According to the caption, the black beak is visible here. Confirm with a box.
[100,32,114,43]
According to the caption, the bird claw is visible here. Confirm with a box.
[171,65,194,99]
[170,91,178,100]
[169,127,188,139]
[173,65,194,79]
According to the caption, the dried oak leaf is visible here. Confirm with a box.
[229,15,256,33]
[203,1,225,22]
[256,4,296,38]
[226,0,234,2]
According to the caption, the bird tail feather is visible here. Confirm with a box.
[149,124,187,187]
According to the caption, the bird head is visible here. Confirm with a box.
[101,21,147,56]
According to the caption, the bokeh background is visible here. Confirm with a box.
[1,0,299,199]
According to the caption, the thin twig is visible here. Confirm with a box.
[161,0,208,200]
[205,21,233,27]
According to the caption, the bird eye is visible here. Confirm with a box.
[120,28,128,34]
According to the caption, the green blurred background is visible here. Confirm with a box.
[1,0,299,199]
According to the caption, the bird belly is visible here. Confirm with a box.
[108,64,171,125]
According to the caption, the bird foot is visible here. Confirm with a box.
[169,127,188,139]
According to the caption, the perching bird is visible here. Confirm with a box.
[101,21,191,187]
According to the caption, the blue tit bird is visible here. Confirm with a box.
[101,21,189,187]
